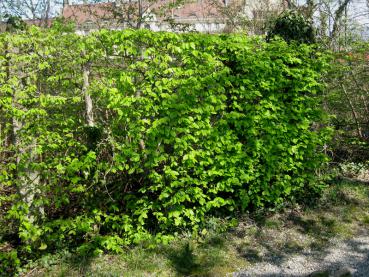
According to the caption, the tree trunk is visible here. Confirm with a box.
[5,40,43,224]
[330,0,351,47]
[82,62,94,127]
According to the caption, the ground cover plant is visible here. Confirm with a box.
[0,27,331,274]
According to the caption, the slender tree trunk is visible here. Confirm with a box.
[82,61,94,127]
[137,0,143,29]
[44,0,51,27]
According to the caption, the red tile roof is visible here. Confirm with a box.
[25,18,54,27]
[171,1,223,20]
[62,0,225,26]
[62,2,114,25]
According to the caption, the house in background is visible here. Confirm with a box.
[61,0,286,34]
[0,0,285,34]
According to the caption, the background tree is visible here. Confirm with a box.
[324,42,369,164]
[267,10,316,43]
[206,0,285,34]
[0,0,60,26]
[284,0,368,49]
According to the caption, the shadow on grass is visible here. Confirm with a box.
[233,177,369,268]
[233,212,337,265]
[234,214,347,269]
[329,178,369,202]
[287,214,337,239]
[165,235,230,276]
[235,234,369,277]
[167,242,199,275]
[63,250,96,276]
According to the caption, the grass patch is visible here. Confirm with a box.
[29,235,246,277]
[25,178,369,276]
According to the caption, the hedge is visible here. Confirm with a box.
[0,27,330,271]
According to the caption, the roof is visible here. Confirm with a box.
[170,1,223,21]
[25,18,54,27]
[62,0,225,26]
[62,2,114,25]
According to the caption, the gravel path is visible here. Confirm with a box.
[233,230,369,277]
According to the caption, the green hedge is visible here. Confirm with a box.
[0,27,330,270]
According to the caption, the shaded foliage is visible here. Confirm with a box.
[4,15,27,31]
[267,11,316,44]
[324,42,369,163]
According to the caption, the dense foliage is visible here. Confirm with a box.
[267,11,316,44]
[0,27,330,274]
[2,15,26,32]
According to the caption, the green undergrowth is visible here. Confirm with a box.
[22,178,369,276]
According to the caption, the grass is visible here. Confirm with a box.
[24,178,369,276]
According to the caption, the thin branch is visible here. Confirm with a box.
[340,83,363,138]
